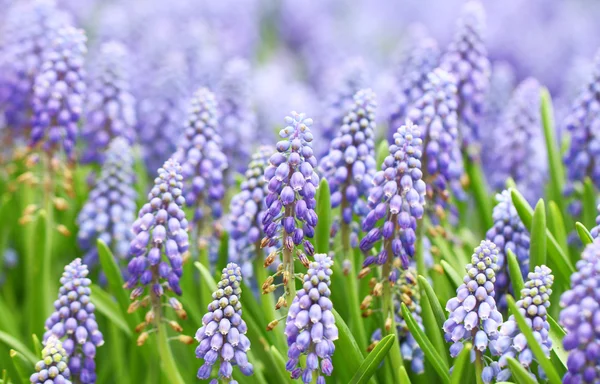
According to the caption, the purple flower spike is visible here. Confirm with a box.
[406,68,464,217]
[492,265,554,381]
[30,25,87,159]
[487,78,546,203]
[481,61,516,148]
[285,254,337,382]
[440,0,490,156]
[30,336,72,384]
[125,158,189,298]
[82,41,136,164]
[360,121,425,272]
[77,138,137,270]
[229,146,274,277]
[174,87,228,223]
[43,259,103,384]
[486,190,530,309]
[195,263,253,381]
[560,239,600,384]
[320,89,377,225]
[443,241,502,377]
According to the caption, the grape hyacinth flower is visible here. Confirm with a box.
[443,241,502,374]
[229,146,273,277]
[492,265,554,382]
[195,263,254,382]
[217,57,257,176]
[319,88,377,225]
[30,25,87,159]
[261,112,319,308]
[30,336,72,384]
[388,37,439,141]
[82,41,136,164]
[360,121,426,272]
[440,0,490,156]
[563,51,600,217]
[43,259,104,384]
[488,78,546,203]
[77,138,137,270]
[174,87,228,223]
[560,239,600,383]
[125,158,189,342]
[285,254,337,383]
[406,68,465,218]
[482,61,516,138]
[485,190,530,309]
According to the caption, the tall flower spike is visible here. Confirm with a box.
[285,254,337,383]
[406,68,464,218]
[43,259,103,384]
[82,41,136,164]
[195,263,254,381]
[440,0,490,155]
[492,265,554,382]
[0,0,70,135]
[360,121,426,271]
[218,57,257,176]
[388,37,439,142]
[30,336,72,384]
[563,51,600,217]
[560,239,600,384]
[229,146,273,277]
[174,87,228,223]
[262,111,319,307]
[488,78,546,203]
[485,190,530,309]
[443,241,502,374]
[30,26,87,159]
[77,138,137,270]
[319,88,377,225]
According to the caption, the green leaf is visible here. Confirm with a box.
[398,366,412,384]
[576,222,594,245]
[332,308,364,384]
[506,357,537,384]
[450,342,472,384]
[0,332,37,365]
[529,199,547,269]
[314,178,331,254]
[510,189,574,283]
[547,315,568,368]
[400,303,451,384]
[582,178,596,230]
[10,350,33,384]
[350,334,396,384]
[376,140,389,169]
[91,284,132,337]
[506,296,562,384]
[506,249,524,297]
[216,230,230,279]
[465,157,493,231]
[547,201,569,262]
[417,275,446,330]
[540,88,565,214]
[194,261,218,293]
[440,260,462,289]
[418,275,449,365]
[270,346,294,384]
[31,335,42,359]
[97,239,139,330]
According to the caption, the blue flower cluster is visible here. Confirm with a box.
[43,259,104,384]
[30,336,72,384]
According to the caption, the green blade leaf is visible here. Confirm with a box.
[418,276,449,365]
[398,366,412,384]
[10,350,33,384]
[506,357,537,384]
[314,178,331,254]
[0,332,37,365]
[529,199,547,269]
[506,295,562,384]
[376,140,389,168]
[540,88,565,214]
[547,201,569,262]
[465,156,493,231]
[547,315,568,369]
[417,275,447,330]
[575,222,594,245]
[194,261,218,293]
[450,342,472,384]
[582,178,596,230]
[440,260,463,289]
[332,308,364,384]
[216,230,230,279]
[91,284,132,337]
[350,334,396,384]
[506,249,524,297]
[400,303,451,384]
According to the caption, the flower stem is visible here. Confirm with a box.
[415,220,426,277]
[41,152,54,319]
[382,239,404,381]
[474,350,484,384]
[283,206,295,307]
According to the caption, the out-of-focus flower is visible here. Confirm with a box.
[30,26,87,159]
[195,263,254,381]
[285,254,337,383]
[82,41,136,164]
[174,87,228,223]
[486,190,530,308]
[320,89,377,224]
[440,0,490,156]
[492,265,553,382]
[77,138,137,269]
[30,336,72,384]
[43,259,104,384]
[560,239,600,384]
